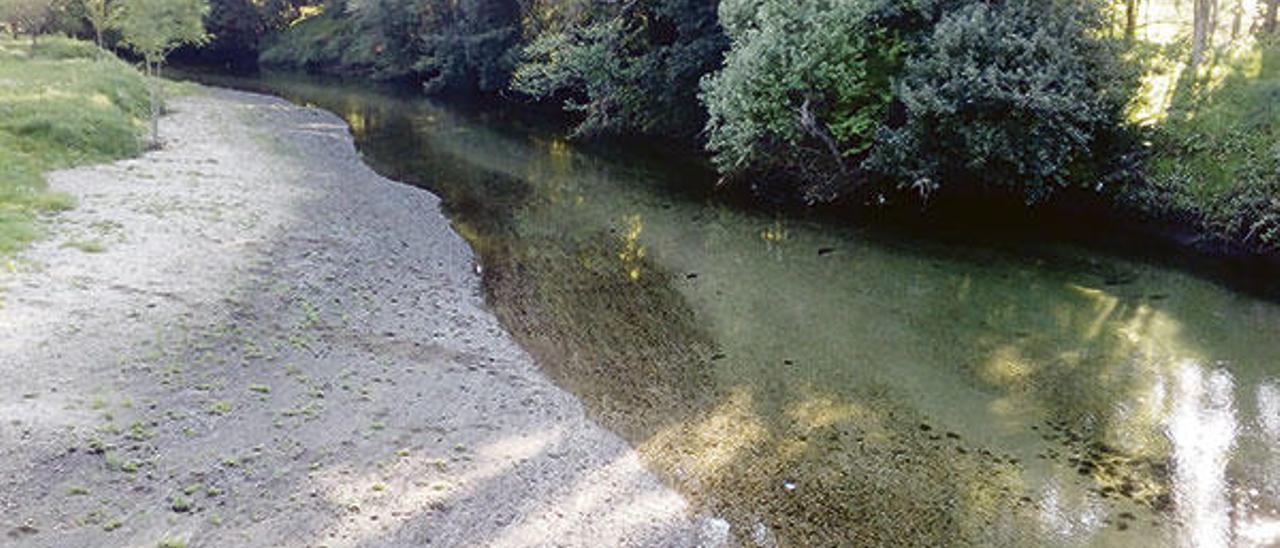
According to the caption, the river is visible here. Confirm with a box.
[177,69,1280,547]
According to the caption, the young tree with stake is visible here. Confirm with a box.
[117,0,207,146]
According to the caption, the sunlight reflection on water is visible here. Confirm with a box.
[1168,361,1237,548]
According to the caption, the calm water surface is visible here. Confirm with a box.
[182,70,1280,547]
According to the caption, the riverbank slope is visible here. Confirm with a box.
[0,88,719,547]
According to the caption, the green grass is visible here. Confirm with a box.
[1143,39,1280,251]
[0,36,151,256]
[62,238,106,253]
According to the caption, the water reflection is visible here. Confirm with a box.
[177,69,1280,546]
[1167,362,1236,548]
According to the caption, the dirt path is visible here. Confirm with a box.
[0,88,724,547]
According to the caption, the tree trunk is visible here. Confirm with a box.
[147,60,160,148]
[1189,0,1215,74]
[1266,0,1279,34]
[1125,0,1138,42]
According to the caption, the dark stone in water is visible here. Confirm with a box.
[1117,521,1129,531]
[1151,493,1173,511]
[685,273,698,279]
[1147,293,1169,301]
[1119,512,1136,520]
[919,423,932,431]
[945,432,960,440]
[783,359,794,365]
[817,247,835,256]
[710,353,726,361]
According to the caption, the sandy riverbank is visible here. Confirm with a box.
[0,87,723,547]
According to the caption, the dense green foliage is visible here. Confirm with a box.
[0,36,150,254]
[700,0,899,200]
[1139,41,1280,252]
[200,0,261,61]
[258,10,361,73]
[116,0,207,66]
[512,0,726,138]
[697,0,1134,204]
[261,0,521,94]
[869,0,1134,203]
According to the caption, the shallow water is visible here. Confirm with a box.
[182,70,1280,546]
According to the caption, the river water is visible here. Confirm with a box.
[181,70,1280,547]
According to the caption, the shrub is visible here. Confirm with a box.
[512,0,726,139]
[869,0,1134,203]
[699,0,902,202]
[259,13,368,74]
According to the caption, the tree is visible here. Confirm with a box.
[1263,0,1278,34]
[83,0,117,52]
[415,0,522,94]
[698,0,901,201]
[0,0,56,47]
[344,0,521,93]
[513,0,726,139]
[201,0,265,63]
[1125,0,1138,41]
[117,0,208,145]
[1189,0,1217,73]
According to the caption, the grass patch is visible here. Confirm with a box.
[1139,38,1280,251]
[62,238,106,253]
[0,36,151,256]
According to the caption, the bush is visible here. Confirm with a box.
[259,13,368,74]
[29,37,101,59]
[699,0,901,202]
[512,0,726,139]
[869,0,1134,204]
[261,0,521,94]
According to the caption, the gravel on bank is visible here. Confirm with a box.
[0,87,725,547]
